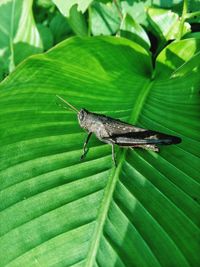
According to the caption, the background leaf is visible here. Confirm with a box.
[156,37,200,78]
[147,7,191,41]
[171,51,200,78]
[120,14,150,51]
[49,13,72,44]
[37,23,54,50]
[52,0,93,17]
[120,0,151,26]
[68,4,89,37]
[0,36,199,267]
[0,0,43,78]
[90,1,120,36]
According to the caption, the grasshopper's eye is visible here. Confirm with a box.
[79,110,85,121]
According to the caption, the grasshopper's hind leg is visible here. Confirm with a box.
[80,132,92,160]
[100,137,117,166]
[111,144,117,167]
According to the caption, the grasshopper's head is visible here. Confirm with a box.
[78,108,88,128]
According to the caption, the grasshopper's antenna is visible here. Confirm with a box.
[56,95,79,113]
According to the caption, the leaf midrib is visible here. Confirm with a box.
[85,78,153,266]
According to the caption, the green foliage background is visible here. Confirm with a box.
[0,1,200,267]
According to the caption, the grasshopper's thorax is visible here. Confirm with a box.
[78,109,108,138]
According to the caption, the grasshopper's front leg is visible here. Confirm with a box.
[80,132,92,160]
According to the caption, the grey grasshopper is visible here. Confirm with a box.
[57,95,181,165]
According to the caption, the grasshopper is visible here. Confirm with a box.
[56,95,181,165]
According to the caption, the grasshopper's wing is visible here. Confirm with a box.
[102,116,147,135]
[102,116,181,146]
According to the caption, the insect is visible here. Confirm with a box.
[56,95,181,165]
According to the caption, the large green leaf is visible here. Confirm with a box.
[0,36,200,267]
[0,0,43,79]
